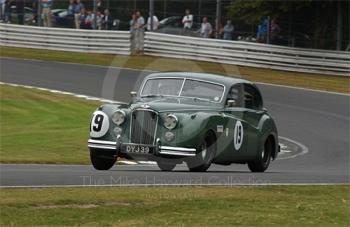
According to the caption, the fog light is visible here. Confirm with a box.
[113,127,123,136]
[164,131,175,142]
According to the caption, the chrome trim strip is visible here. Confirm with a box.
[88,144,116,150]
[159,145,196,157]
[159,150,196,157]
[88,139,116,146]
[160,146,196,152]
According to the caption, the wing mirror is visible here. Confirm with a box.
[130,91,137,98]
[227,99,236,108]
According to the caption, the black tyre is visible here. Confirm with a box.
[187,131,216,172]
[248,137,273,172]
[157,161,176,171]
[90,149,117,170]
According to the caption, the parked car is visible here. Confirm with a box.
[157,16,200,37]
[10,5,33,24]
[88,72,280,172]
[51,9,74,28]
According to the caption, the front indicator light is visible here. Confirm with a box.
[113,127,123,136]
[164,131,175,142]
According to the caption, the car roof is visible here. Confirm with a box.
[145,72,253,87]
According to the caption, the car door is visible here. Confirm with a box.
[241,83,265,157]
[221,84,251,159]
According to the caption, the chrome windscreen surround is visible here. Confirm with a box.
[130,108,159,145]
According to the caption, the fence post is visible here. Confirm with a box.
[266,16,271,44]
[37,0,42,27]
[149,0,154,31]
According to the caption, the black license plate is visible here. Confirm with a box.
[122,144,155,154]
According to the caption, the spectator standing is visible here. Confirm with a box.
[0,0,5,22]
[182,9,193,35]
[85,9,94,29]
[146,13,159,31]
[16,0,24,25]
[96,11,103,30]
[96,0,104,13]
[41,0,53,27]
[67,0,75,16]
[74,0,84,29]
[66,0,75,27]
[78,7,87,29]
[200,17,212,38]
[223,20,234,40]
[135,10,145,52]
[130,13,137,53]
[32,0,38,24]
[102,9,113,30]
[257,17,268,43]
[214,18,223,38]
[3,0,11,23]
[270,19,281,44]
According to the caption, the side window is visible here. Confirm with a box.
[226,84,243,107]
[243,84,263,110]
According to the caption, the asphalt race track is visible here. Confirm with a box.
[0,57,349,186]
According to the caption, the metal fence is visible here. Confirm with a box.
[144,32,350,76]
[0,23,130,55]
[1,24,349,76]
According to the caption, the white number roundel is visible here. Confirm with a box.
[90,111,109,138]
[234,120,244,150]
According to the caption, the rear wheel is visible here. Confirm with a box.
[248,137,273,172]
[90,149,117,170]
[187,132,216,172]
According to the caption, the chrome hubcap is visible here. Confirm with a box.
[201,142,207,160]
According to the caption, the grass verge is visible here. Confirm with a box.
[1,46,349,94]
[1,186,349,226]
[0,84,99,164]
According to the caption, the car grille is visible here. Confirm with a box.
[130,109,158,145]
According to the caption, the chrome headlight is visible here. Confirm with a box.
[112,110,126,126]
[164,114,178,130]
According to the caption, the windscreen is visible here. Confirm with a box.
[141,78,184,96]
[141,78,224,102]
[180,79,224,102]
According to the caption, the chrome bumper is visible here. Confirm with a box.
[88,139,196,157]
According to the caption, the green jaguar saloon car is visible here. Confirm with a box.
[88,72,279,172]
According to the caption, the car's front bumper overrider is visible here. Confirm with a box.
[88,139,196,157]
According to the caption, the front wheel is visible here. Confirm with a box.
[247,138,273,172]
[187,132,216,172]
[157,161,176,171]
[90,149,117,170]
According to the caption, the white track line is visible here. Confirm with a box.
[0,81,125,104]
[1,56,348,96]
[277,136,309,160]
[1,183,348,189]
